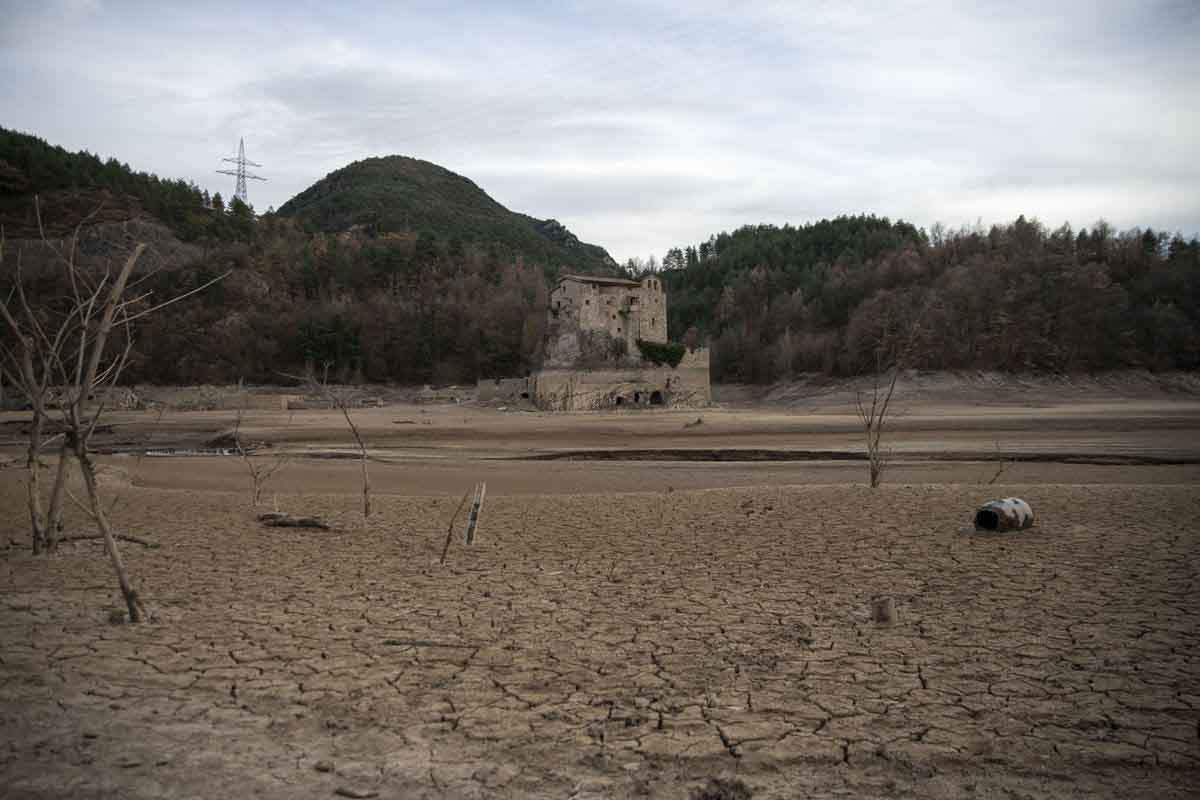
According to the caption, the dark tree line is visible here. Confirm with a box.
[658,215,1199,382]
[13,211,1198,388]
[127,219,548,385]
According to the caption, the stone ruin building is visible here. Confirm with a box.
[478,273,711,410]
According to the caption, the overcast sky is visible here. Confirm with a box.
[3,0,1198,260]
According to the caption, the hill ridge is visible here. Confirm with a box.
[277,154,616,274]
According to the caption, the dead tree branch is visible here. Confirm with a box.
[58,532,159,548]
[439,490,471,565]
[985,440,1008,485]
[854,354,900,489]
[282,368,372,522]
[852,301,932,489]
[232,397,292,507]
[1,196,227,621]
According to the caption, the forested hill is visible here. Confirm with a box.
[3,126,1197,386]
[657,215,1199,382]
[277,156,616,274]
[0,129,611,386]
[0,127,254,241]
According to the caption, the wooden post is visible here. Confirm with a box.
[465,482,486,545]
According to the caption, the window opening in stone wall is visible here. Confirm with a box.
[650,391,664,405]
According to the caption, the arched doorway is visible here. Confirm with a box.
[650,390,664,405]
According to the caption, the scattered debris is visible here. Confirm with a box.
[691,777,754,800]
[205,429,237,448]
[314,760,334,773]
[974,498,1035,532]
[257,512,330,530]
[684,416,704,428]
[205,429,269,450]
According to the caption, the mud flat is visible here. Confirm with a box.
[1,393,1197,798]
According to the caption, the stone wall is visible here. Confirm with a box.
[532,348,710,411]
[477,377,532,403]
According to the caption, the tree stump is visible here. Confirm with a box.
[871,595,895,624]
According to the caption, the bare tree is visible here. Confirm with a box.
[855,350,900,489]
[337,393,371,520]
[851,297,933,489]
[232,399,292,507]
[0,199,227,620]
[285,365,372,521]
[0,234,78,553]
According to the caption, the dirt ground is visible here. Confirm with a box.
[1,389,1198,798]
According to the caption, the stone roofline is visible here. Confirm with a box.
[556,274,651,289]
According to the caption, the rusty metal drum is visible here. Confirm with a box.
[974,498,1034,532]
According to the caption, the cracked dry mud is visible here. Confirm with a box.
[1,481,1198,798]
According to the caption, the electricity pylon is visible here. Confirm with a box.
[216,138,266,206]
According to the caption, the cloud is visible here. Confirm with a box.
[1,0,1197,259]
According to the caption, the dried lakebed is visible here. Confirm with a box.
[1,482,1197,798]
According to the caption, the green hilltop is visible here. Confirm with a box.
[277,155,615,274]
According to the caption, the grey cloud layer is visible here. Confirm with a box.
[1,0,1196,259]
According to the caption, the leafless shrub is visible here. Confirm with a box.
[855,352,900,489]
[852,303,930,489]
[232,399,292,507]
[285,364,372,521]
